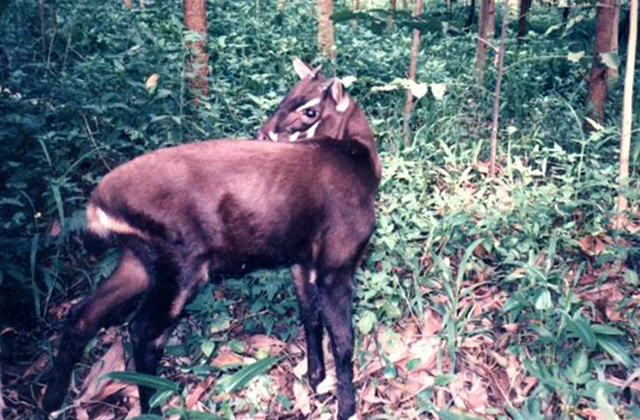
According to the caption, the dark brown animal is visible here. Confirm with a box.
[43,59,380,420]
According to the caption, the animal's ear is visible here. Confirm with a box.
[293,57,314,79]
[310,65,323,79]
[330,79,350,113]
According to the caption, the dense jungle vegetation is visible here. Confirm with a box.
[1,0,639,418]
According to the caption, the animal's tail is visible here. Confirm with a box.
[84,202,145,256]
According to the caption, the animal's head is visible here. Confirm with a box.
[256,58,370,144]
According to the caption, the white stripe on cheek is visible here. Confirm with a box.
[295,97,321,112]
[268,131,278,141]
[304,121,320,139]
[289,132,300,142]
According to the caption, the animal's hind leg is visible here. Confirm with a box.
[130,260,208,413]
[43,248,151,412]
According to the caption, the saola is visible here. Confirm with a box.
[43,59,380,420]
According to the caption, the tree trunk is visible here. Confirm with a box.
[487,0,495,37]
[586,0,616,124]
[317,0,336,58]
[353,0,360,28]
[618,0,637,211]
[489,0,509,178]
[562,1,570,23]
[402,0,424,146]
[39,0,46,57]
[388,0,397,31]
[517,0,532,41]
[476,0,490,84]
[467,0,476,27]
[608,0,620,80]
[184,0,210,102]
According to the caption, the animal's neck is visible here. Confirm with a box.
[344,105,382,183]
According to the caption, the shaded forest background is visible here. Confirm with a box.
[1,0,639,418]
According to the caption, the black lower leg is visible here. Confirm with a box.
[292,265,325,389]
[318,270,356,420]
[130,293,175,413]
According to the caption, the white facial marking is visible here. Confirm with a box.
[309,269,317,284]
[295,97,321,112]
[305,121,320,139]
[268,131,278,142]
[289,131,300,142]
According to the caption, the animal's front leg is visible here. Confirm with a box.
[318,267,356,420]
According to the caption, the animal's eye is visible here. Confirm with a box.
[304,109,317,118]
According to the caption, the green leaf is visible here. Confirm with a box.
[357,310,377,335]
[406,358,421,371]
[216,357,280,394]
[600,52,620,69]
[625,269,638,286]
[149,389,173,408]
[127,415,164,420]
[102,372,180,392]
[595,387,620,420]
[430,83,446,100]
[182,411,224,420]
[433,374,455,386]
[572,349,589,375]
[566,349,590,384]
[383,363,397,378]
[456,238,483,286]
[597,336,631,367]
[383,302,402,319]
[529,324,554,339]
[562,311,597,349]
[201,339,215,357]
[534,289,552,311]
[591,325,626,336]
[436,409,487,420]
[228,340,245,353]
[163,408,223,420]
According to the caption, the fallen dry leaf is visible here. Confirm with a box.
[186,377,215,408]
[210,350,245,368]
[293,380,311,415]
[293,358,307,379]
[244,334,286,356]
[73,336,129,418]
[315,370,337,395]
[423,309,443,337]
[578,235,608,257]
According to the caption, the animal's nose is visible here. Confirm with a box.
[256,131,267,141]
